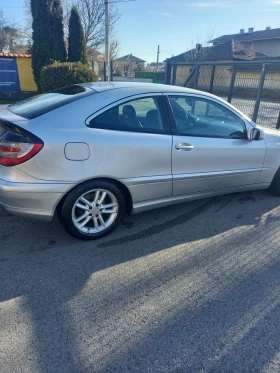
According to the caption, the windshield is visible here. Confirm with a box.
[8,85,96,119]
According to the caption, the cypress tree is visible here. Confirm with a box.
[49,0,67,63]
[31,0,66,91]
[68,7,88,64]
[30,0,52,89]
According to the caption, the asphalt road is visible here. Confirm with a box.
[1,190,280,373]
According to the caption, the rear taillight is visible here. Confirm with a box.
[0,121,44,167]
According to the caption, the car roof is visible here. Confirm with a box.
[79,81,202,94]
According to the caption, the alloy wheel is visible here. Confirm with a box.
[71,189,119,234]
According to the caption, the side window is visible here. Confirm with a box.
[88,96,169,133]
[169,96,247,139]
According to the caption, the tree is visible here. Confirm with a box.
[184,29,215,62]
[50,0,67,62]
[135,61,143,72]
[0,10,28,53]
[3,26,19,52]
[30,0,66,90]
[184,44,211,62]
[109,37,120,61]
[0,10,5,51]
[64,0,120,50]
[122,55,133,77]
[40,61,98,92]
[23,0,33,45]
[31,0,52,87]
[68,7,87,64]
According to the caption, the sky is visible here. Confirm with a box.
[2,0,280,63]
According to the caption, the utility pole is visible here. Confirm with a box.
[105,0,109,81]
[156,45,160,72]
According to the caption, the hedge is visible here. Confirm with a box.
[40,61,98,92]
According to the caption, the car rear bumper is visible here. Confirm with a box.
[0,178,74,221]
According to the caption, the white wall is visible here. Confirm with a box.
[113,77,153,83]
[252,39,280,57]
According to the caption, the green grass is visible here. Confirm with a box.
[0,100,16,105]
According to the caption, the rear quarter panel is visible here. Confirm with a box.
[14,89,173,201]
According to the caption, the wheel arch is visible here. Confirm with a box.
[55,177,133,216]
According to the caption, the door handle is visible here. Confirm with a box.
[175,143,194,151]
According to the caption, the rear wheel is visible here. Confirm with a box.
[59,181,126,240]
[269,168,280,196]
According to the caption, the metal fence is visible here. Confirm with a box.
[135,72,165,84]
[165,60,280,129]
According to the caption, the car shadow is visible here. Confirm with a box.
[0,190,280,372]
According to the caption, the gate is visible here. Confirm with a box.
[165,60,280,129]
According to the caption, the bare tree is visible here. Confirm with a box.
[0,9,29,53]
[145,63,151,72]
[184,44,211,62]
[134,61,143,72]
[121,55,133,77]
[65,0,120,50]
[109,36,120,60]
[123,61,131,77]
[0,10,6,52]
[120,55,143,77]
[23,0,33,41]
[3,26,19,52]
[25,0,121,56]
[184,28,215,62]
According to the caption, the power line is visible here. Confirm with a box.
[106,0,135,3]
[1,0,135,10]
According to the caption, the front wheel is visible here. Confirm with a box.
[59,181,126,240]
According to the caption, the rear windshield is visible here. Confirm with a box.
[8,85,96,119]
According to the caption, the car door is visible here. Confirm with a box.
[85,94,172,202]
[166,94,267,196]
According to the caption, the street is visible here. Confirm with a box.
[1,190,280,373]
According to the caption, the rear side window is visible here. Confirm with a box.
[8,85,95,119]
[88,96,169,134]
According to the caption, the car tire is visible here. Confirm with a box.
[269,168,280,196]
[59,180,126,240]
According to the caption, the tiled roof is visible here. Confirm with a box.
[115,54,146,62]
[0,52,31,58]
[209,28,280,44]
[168,40,269,63]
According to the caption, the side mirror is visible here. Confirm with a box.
[248,128,264,141]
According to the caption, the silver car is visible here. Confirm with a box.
[0,82,280,240]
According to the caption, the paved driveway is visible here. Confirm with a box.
[1,190,280,373]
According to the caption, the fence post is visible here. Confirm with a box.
[209,65,216,93]
[228,66,237,103]
[165,58,172,84]
[194,65,200,89]
[252,64,267,123]
[104,61,106,81]
[110,61,113,81]
[183,66,196,87]
[171,65,177,85]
